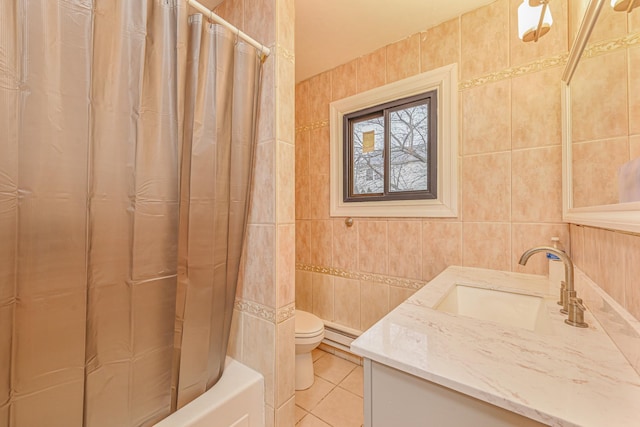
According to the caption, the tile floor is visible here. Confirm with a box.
[295,348,364,427]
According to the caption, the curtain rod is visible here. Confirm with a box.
[186,0,271,59]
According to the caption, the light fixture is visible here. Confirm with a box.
[518,0,553,42]
[611,0,639,12]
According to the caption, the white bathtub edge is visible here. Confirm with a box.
[154,357,265,427]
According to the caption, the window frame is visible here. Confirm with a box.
[343,90,438,203]
[329,63,459,218]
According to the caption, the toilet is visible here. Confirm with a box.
[294,310,325,390]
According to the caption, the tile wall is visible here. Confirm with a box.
[295,0,639,333]
[571,225,640,321]
[211,0,296,425]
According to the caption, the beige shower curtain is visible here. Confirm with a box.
[172,14,262,410]
[0,0,262,425]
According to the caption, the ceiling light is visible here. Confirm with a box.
[611,0,639,12]
[518,0,553,42]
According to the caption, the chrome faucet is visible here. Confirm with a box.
[519,246,588,328]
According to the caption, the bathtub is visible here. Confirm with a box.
[154,358,264,427]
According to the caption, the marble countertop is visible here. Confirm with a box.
[350,266,640,427]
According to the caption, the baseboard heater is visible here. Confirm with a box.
[322,321,361,353]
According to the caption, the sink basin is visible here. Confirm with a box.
[435,284,553,333]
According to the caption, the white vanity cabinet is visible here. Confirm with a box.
[363,359,545,427]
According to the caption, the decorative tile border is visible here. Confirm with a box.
[234,298,295,323]
[296,263,427,291]
[582,31,640,59]
[295,119,329,134]
[459,52,568,90]
[459,31,640,90]
[277,44,295,64]
[234,298,275,322]
[276,303,295,323]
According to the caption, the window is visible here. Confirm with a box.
[329,64,459,218]
[344,90,437,202]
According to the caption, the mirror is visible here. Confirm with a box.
[562,0,640,233]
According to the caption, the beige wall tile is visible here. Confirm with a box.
[571,51,628,143]
[250,142,275,224]
[460,0,509,79]
[258,57,276,142]
[422,221,463,281]
[572,137,628,208]
[420,18,460,73]
[358,221,388,275]
[629,47,640,136]
[567,0,589,42]
[296,81,311,127]
[277,224,295,307]
[332,218,358,271]
[462,222,512,271]
[512,146,562,223]
[509,0,568,66]
[512,223,570,274]
[386,34,420,83]
[277,142,295,223]
[276,318,295,407]
[360,280,389,330]
[388,221,423,279]
[599,230,626,304]
[589,3,628,43]
[312,273,334,321]
[295,270,313,312]
[212,0,243,27]
[295,130,311,222]
[242,225,276,307]
[277,58,296,144]
[582,226,603,286]
[242,314,275,406]
[244,0,275,47]
[276,0,294,52]
[462,152,511,222]
[296,220,311,264]
[310,220,332,267]
[631,7,640,32]
[265,404,275,427]
[276,396,296,427]
[308,174,329,220]
[511,67,563,150]
[357,47,386,93]
[331,61,357,102]
[631,135,640,159]
[295,162,310,220]
[389,286,416,310]
[621,232,640,320]
[334,277,361,330]
[308,71,331,123]
[570,224,585,269]
[309,126,330,176]
[462,79,511,155]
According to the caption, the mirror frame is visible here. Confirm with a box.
[561,0,640,233]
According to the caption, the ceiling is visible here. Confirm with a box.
[295,0,496,82]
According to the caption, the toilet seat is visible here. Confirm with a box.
[295,310,324,338]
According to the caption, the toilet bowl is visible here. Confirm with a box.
[295,310,325,390]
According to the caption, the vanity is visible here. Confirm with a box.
[350,266,640,426]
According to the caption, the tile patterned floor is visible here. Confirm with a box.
[295,348,364,427]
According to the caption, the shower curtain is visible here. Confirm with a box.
[0,0,262,425]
